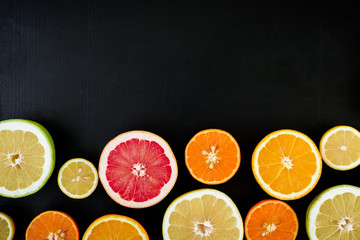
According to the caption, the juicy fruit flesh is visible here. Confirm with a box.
[168,194,240,239]
[258,134,317,195]
[60,161,96,196]
[106,138,171,202]
[0,130,44,191]
[87,220,143,240]
[315,192,360,239]
[324,130,360,166]
[0,218,11,240]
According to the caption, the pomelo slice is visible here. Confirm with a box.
[0,212,15,240]
[0,119,55,198]
[99,130,178,208]
[162,188,244,240]
[306,184,360,240]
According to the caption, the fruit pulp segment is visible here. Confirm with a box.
[61,161,96,195]
[0,130,44,191]
[0,218,10,239]
[315,192,360,239]
[106,138,171,202]
[168,194,240,239]
[258,135,317,194]
[87,220,142,240]
[325,130,360,165]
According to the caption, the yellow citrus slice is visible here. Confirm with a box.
[162,188,244,240]
[82,214,149,240]
[320,126,360,170]
[0,212,15,240]
[0,119,55,198]
[252,129,322,200]
[58,158,98,199]
[306,185,360,239]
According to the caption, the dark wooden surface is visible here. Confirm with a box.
[1,1,360,239]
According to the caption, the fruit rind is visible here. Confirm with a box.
[57,158,99,199]
[162,188,244,240]
[252,129,322,200]
[320,125,360,170]
[306,184,360,240]
[0,119,55,198]
[0,212,15,240]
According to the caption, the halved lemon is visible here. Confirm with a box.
[58,158,98,199]
[306,184,360,239]
[163,188,244,240]
[0,212,15,240]
[320,126,360,170]
[0,119,55,198]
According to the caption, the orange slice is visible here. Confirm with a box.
[82,214,149,240]
[252,129,322,200]
[245,199,298,240]
[26,210,79,240]
[185,129,240,184]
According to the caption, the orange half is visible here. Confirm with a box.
[185,129,240,184]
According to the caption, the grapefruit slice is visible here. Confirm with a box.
[0,212,15,240]
[99,130,178,208]
[0,119,55,198]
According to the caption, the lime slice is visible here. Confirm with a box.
[306,185,360,239]
[320,126,360,170]
[0,119,55,198]
[58,158,98,199]
[163,188,244,240]
[0,212,15,240]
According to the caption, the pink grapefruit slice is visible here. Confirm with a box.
[99,130,178,208]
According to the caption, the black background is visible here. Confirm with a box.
[1,1,360,239]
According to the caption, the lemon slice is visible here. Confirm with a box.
[0,212,15,240]
[163,188,244,240]
[58,158,98,199]
[306,185,360,239]
[0,119,55,198]
[320,126,360,170]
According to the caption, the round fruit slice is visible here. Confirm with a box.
[245,199,298,240]
[0,119,55,198]
[26,210,79,240]
[306,185,360,240]
[99,130,178,208]
[0,212,15,240]
[82,214,149,240]
[58,158,98,199]
[185,129,240,184]
[320,125,360,170]
[252,129,322,200]
[163,188,244,240]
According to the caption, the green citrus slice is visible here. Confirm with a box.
[58,158,98,199]
[306,184,360,239]
[0,119,55,198]
[163,188,244,240]
[0,212,15,240]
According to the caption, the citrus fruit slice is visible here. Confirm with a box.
[26,210,79,240]
[185,129,240,184]
[320,125,360,170]
[163,188,244,240]
[99,130,178,208]
[58,158,98,199]
[306,185,360,240]
[252,129,322,200]
[245,199,298,240]
[0,212,15,240]
[0,119,55,198]
[82,214,149,240]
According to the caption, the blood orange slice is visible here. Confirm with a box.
[99,130,178,208]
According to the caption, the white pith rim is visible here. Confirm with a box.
[99,130,178,208]
[306,185,360,240]
[162,188,244,240]
[58,158,99,199]
[0,120,54,198]
[320,126,360,170]
[252,130,322,200]
[0,212,15,240]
